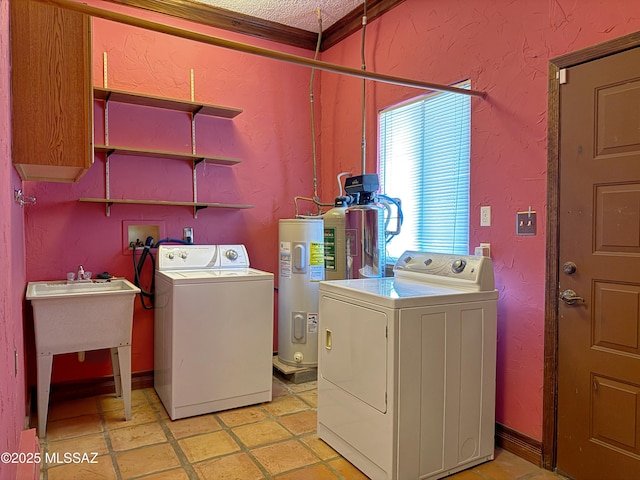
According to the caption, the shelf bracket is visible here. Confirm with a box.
[192,160,198,218]
[195,204,208,218]
[105,153,111,216]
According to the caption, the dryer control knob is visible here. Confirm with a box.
[168,252,175,260]
[225,249,238,261]
[452,259,466,273]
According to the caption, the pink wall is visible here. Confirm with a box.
[318,0,640,440]
[23,1,316,383]
[16,0,640,448]
[0,0,28,477]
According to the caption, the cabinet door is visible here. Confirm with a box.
[11,0,93,182]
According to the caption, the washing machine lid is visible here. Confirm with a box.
[319,277,496,308]
[158,268,273,284]
[321,251,498,308]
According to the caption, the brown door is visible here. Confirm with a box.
[557,47,640,479]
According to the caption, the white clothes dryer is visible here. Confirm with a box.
[318,251,498,480]
[154,244,274,420]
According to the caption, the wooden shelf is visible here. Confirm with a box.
[94,145,241,166]
[79,198,254,211]
[90,85,245,217]
[94,87,242,118]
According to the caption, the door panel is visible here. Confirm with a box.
[595,185,640,252]
[319,296,388,413]
[557,46,640,479]
[593,282,640,354]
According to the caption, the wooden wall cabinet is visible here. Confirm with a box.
[11,0,93,182]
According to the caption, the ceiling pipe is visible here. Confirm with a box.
[38,0,486,99]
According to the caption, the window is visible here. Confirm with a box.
[379,80,471,259]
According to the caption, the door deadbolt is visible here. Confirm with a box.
[560,289,584,305]
[562,261,577,275]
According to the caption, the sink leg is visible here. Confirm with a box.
[110,348,122,398]
[37,354,53,438]
[116,345,132,421]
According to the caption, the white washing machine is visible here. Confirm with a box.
[154,244,274,420]
[318,251,498,480]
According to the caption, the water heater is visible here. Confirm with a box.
[278,218,324,366]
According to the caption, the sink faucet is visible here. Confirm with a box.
[77,265,85,280]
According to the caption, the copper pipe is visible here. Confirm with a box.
[38,0,486,99]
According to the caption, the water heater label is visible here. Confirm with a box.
[307,313,318,333]
[309,242,325,281]
[279,241,292,278]
[324,228,336,270]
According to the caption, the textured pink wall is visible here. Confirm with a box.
[0,0,27,476]
[23,1,316,383]
[17,0,640,445]
[318,0,640,440]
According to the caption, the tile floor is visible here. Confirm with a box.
[37,375,565,480]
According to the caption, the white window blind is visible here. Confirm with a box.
[379,80,470,259]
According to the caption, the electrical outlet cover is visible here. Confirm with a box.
[480,206,491,226]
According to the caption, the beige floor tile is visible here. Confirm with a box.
[46,455,117,480]
[299,434,339,461]
[45,413,103,442]
[328,458,370,479]
[448,469,484,479]
[287,380,317,393]
[527,471,567,480]
[165,414,222,439]
[233,420,292,448]
[48,397,99,421]
[103,403,159,430]
[178,430,240,463]
[279,410,317,436]
[275,463,340,479]
[472,448,539,480]
[99,389,148,412]
[109,422,167,451]
[262,395,310,417]
[38,378,567,480]
[155,402,171,419]
[115,443,181,479]
[143,387,162,405]
[193,452,264,480]
[298,390,317,408]
[216,405,268,427]
[45,432,109,459]
[251,439,319,475]
[137,468,191,480]
[273,379,290,397]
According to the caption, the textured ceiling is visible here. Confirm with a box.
[193,0,364,32]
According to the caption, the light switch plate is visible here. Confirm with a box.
[517,211,536,235]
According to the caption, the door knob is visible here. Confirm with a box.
[560,289,584,305]
[562,261,577,275]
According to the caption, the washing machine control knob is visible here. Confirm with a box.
[451,259,466,273]
[168,252,175,260]
[179,252,188,259]
[225,249,238,261]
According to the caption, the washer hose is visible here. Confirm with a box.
[132,236,191,309]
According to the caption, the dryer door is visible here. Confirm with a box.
[319,295,388,413]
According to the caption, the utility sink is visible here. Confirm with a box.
[27,278,139,298]
[26,278,140,437]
